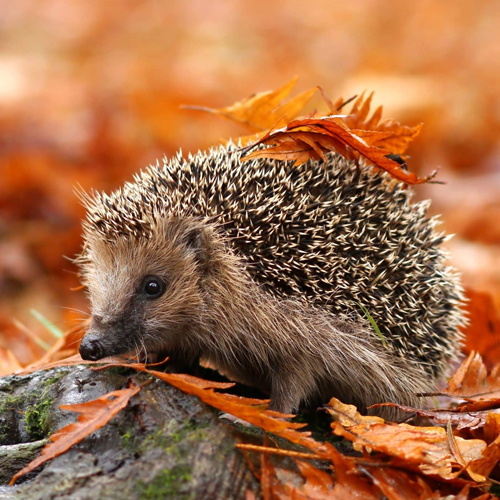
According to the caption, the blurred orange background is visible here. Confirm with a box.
[1,0,499,365]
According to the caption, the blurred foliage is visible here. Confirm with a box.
[0,0,499,365]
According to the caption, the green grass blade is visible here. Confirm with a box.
[357,302,387,348]
[30,309,64,339]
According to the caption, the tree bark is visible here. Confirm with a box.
[0,366,260,499]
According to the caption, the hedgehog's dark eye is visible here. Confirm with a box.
[141,276,166,299]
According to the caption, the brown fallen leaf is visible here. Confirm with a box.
[16,353,124,376]
[98,361,329,454]
[260,437,272,500]
[286,454,382,500]
[371,402,489,431]
[10,383,141,485]
[442,351,500,412]
[166,372,235,390]
[326,398,487,481]
[266,456,382,500]
[184,76,317,131]
[340,92,423,155]
[242,116,434,185]
[368,468,444,500]
[468,429,500,482]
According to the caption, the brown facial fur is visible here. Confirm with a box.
[81,218,209,359]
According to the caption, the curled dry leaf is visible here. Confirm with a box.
[443,351,500,412]
[183,76,317,131]
[370,402,489,431]
[326,398,487,482]
[467,428,500,482]
[186,78,431,184]
[340,92,423,155]
[241,115,433,185]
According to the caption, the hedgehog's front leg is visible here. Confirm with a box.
[220,373,301,426]
[267,372,303,415]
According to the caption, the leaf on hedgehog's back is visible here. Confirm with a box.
[10,384,141,485]
[340,92,423,155]
[242,117,435,185]
[183,76,317,131]
[186,78,430,182]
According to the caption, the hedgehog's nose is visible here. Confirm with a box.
[79,335,104,361]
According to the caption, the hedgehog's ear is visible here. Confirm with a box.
[183,226,209,268]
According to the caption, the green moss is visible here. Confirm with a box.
[24,398,53,440]
[138,466,193,500]
[140,429,171,452]
[138,420,209,457]
[0,394,21,443]
[119,418,209,455]
[120,429,138,450]
[0,394,19,413]
[40,371,68,388]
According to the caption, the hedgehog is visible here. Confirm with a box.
[77,143,465,417]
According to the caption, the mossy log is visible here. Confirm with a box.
[0,366,260,500]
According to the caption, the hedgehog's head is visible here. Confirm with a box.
[78,213,216,362]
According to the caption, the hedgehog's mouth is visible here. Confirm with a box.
[79,315,142,361]
[79,331,131,361]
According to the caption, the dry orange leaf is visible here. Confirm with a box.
[444,352,500,412]
[369,468,444,500]
[186,78,430,184]
[290,460,335,499]
[242,116,434,185]
[10,383,141,485]
[371,402,489,431]
[117,363,328,452]
[184,76,317,131]
[468,426,500,480]
[326,398,487,481]
[340,92,423,155]
[17,353,122,376]
[280,455,382,500]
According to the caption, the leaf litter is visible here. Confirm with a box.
[5,80,500,498]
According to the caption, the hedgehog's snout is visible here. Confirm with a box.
[79,334,104,361]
